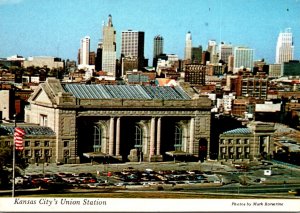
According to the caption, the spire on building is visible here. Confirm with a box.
[108,14,113,27]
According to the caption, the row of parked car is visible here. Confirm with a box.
[13,172,106,189]
[13,168,221,190]
[103,168,217,186]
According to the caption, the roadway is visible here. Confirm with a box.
[183,183,300,195]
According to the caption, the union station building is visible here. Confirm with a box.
[23,78,212,164]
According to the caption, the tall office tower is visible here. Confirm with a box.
[233,47,254,72]
[202,51,210,65]
[269,64,282,78]
[192,45,202,64]
[219,43,233,64]
[80,36,90,65]
[207,40,217,54]
[153,35,164,59]
[77,49,81,65]
[207,40,218,64]
[102,14,117,76]
[184,31,192,60]
[228,55,234,72]
[276,28,294,64]
[153,35,164,67]
[89,52,96,65]
[95,41,103,71]
[121,30,145,69]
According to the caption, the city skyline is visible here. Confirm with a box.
[0,0,300,64]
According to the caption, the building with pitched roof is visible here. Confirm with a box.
[24,78,212,164]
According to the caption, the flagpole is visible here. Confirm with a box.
[12,114,16,198]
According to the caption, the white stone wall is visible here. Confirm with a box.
[0,90,10,120]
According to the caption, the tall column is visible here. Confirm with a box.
[189,117,194,154]
[116,117,121,156]
[156,117,161,155]
[150,117,155,157]
[109,117,114,155]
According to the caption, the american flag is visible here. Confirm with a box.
[14,127,26,151]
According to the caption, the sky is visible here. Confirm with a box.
[0,0,300,64]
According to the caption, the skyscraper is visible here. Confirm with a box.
[153,35,164,67]
[153,35,164,58]
[192,45,202,64]
[276,28,294,64]
[184,31,192,60]
[233,47,254,72]
[80,36,90,66]
[121,30,145,69]
[207,40,218,64]
[219,43,233,64]
[102,14,117,76]
[95,41,103,72]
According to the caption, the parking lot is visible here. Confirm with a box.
[17,160,300,192]
[17,161,224,190]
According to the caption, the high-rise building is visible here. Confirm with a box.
[121,30,145,69]
[228,55,234,72]
[233,47,254,72]
[201,51,210,65]
[153,35,164,67]
[219,43,233,64]
[80,36,90,66]
[153,35,164,59]
[276,28,294,64]
[282,60,300,76]
[184,31,192,60]
[192,45,202,64]
[207,40,217,55]
[95,41,103,71]
[269,64,282,78]
[102,15,117,76]
[207,40,218,64]
[89,52,96,65]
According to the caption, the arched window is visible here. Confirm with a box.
[174,125,183,151]
[134,125,143,151]
[93,125,102,152]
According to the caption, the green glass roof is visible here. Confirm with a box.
[62,84,191,100]
[223,128,252,135]
[0,125,56,136]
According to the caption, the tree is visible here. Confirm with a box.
[0,147,28,189]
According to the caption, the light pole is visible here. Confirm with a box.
[42,160,45,177]
[12,114,16,198]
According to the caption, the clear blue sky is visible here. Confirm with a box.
[0,0,300,64]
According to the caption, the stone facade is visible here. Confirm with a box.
[25,78,212,164]
[0,125,56,164]
[219,122,275,162]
